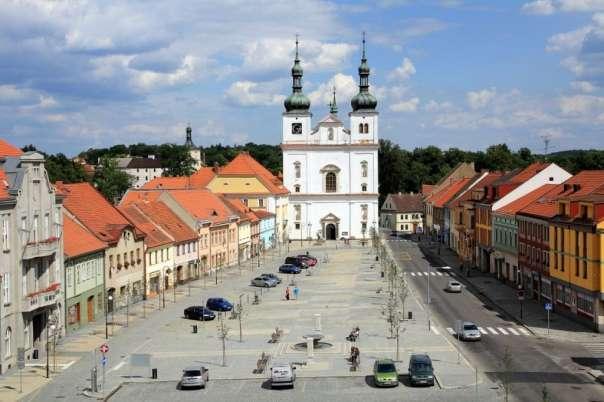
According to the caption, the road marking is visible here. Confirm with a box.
[497,327,509,335]
[449,272,456,277]
[430,272,437,276]
[431,326,440,335]
[446,327,455,335]
[436,272,443,276]
[487,327,498,335]
[410,272,416,276]
[507,328,520,336]
[518,328,530,336]
[478,327,488,335]
[63,361,75,370]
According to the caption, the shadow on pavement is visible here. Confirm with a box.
[571,357,604,371]
[484,371,589,384]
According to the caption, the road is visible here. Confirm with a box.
[387,236,604,402]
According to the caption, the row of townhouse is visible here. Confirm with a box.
[0,139,283,374]
[422,163,604,332]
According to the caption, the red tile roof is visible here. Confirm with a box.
[0,169,10,200]
[120,189,164,206]
[518,184,566,218]
[252,209,275,219]
[421,184,435,196]
[222,197,259,223]
[427,178,472,208]
[496,184,559,215]
[132,201,198,243]
[56,182,143,244]
[0,139,23,157]
[558,170,604,200]
[142,167,215,190]
[219,152,289,195]
[63,213,107,258]
[166,189,237,225]
[118,204,173,248]
[508,162,550,184]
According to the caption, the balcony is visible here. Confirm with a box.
[23,237,59,260]
[23,282,60,312]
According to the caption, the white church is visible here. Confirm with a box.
[282,36,379,241]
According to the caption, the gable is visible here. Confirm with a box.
[207,176,270,194]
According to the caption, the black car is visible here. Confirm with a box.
[260,273,282,284]
[284,256,309,269]
[408,354,435,386]
[184,306,216,321]
[279,264,301,274]
[206,297,234,312]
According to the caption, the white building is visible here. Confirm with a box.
[282,37,379,241]
[115,157,164,189]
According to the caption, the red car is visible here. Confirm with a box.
[297,255,317,266]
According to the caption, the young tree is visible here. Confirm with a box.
[93,157,133,203]
[217,316,230,367]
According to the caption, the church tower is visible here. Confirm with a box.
[350,32,379,144]
[184,125,204,170]
[282,36,312,144]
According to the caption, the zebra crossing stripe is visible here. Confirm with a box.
[410,272,416,276]
[518,328,530,336]
[436,272,443,276]
[478,327,488,335]
[487,327,498,335]
[497,327,509,335]
[431,326,440,335]
[507,328,520,336]
[446,327,456,335]
[430,272,437,276]
[449,272,456,276]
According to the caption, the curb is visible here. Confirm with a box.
[588,369,604,385]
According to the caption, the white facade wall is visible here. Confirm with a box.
[125,167,164,189]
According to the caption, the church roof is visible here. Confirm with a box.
[317,114,343,125]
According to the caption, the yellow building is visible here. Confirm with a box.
[549,172,604,332]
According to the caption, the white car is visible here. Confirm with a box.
[270,363,296,388]
[438,265,452,272]
[446,280,462,293]
[458,321,481,341]
[180,365,209,389]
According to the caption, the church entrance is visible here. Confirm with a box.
[326,224,337,240]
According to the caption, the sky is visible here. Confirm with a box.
[0,0,603,156]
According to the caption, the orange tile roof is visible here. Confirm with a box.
[56,182,143,244]
[142,168,215,190]
[252,209,275,219]
[559,170,604,200]
[222,197,259,223]
[63,213,107,258]
[496,184,559,216]
[132,201,197,243]
[421,184,435,196]
[0,169,10,200]
[508,162,550,184]
[120,189,163,206]
[219,152,289,195]
[427,178,472,208]
[167,189,237,225]
[518,184,566,218]
[118,204,173,248]
[0,139,23,157]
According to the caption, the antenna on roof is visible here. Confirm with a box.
[539,132,553,160]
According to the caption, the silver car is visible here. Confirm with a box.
[270,363,296,388]
[180,366,209,389]
[251,277,277,287]
[446,280,462,293]
[459,322,481,341]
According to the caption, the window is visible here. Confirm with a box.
[295,185,300,193]
[294,205,301,221]
[2,273,9,305]
[259,198,264,207]
[361,205,368,221]
[109,255,114,268]
[364,123,369,134]
[361,184,367,192]
[583,260,588,279]
[358,123,364,134]
[295,223,300,230]
[54,209,61,237]
[2,214,9,250]
[21,216,27,244]
[177,246,180,256]
[4,327,11,357]
[326,172,337,192]
[294,162,301,179]
[361,161,368,178]
[328,128,334,140]
[24,322,29,349]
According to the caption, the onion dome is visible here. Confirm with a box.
[351,32,378,112]
[284,36,311,113]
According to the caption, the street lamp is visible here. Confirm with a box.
[307,223,311,245]
[105,294,113,339]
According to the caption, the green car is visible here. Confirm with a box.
[373,359,399,387]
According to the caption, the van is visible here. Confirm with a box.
[408,354,435,386]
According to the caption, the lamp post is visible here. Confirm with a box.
[50,324,56,373]
[105,294,113,338]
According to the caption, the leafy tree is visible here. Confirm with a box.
[159,145,196,177]
[93,157,133,204]
[45,154,87,183]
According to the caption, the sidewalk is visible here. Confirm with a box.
[419,240,604,343]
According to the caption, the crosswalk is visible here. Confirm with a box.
[436,325,531,337]
[409,271,455,277]
[581,343,604,356]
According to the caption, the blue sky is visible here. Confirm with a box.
[0,0,603,156]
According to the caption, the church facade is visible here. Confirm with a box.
[282,37,379,241]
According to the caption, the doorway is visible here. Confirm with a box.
[87,296,95,322]
[326,224,337,240]
[33,314,45,349]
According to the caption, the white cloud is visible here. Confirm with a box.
[390,97,420,112]
[522,0,556,14]
[224,80,285,107]
[424,100,454,112]
[571,80,598,92]
[466,88,497,109]
[389,58,416,81]
[559,94,604,115]
[546,26,592,52]
[308,73,357,108]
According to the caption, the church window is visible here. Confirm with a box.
[361,205,368,221]
[295,185,300,193]
[364,123,369,134]
[294,205,301,221]
[295,223,300,230]
[328,128,334,140]
[358,123,364,134]
[325,172,337,193]
[292,122,302,134]
[294,162,301,179]
[361,161,368,178]
[361,183,367,192]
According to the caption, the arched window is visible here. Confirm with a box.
[4,327,11,357]
[361,161,368,178]
[358,123,364,134]
[294,162,301,179]
[326,172,337,192]
[361,183,367,192]
[328,128,334,140]
[364,123,369,134]
[294,185,300,193]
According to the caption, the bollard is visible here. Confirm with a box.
[192,324,198,334]
[380,271,384,278]
[408,311,413,320]
[375,256,379,261]
[91,367,98,393]
[151,368,158,379]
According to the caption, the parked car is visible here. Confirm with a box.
[183,306,216,321]
[446,281,462,293]
[408,354,435,386]
[180,365,209,389]
[373,358,399,387]
[260,273,282,284]
[279,264,301,274]
[456,321,481,341]
[270,362,296,388]
[297,255,317,266]
[284,256,309,269]
[206,297,233,312]
[251,277,277,287]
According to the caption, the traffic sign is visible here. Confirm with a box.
[545,303,552,311]
[101,356,108,366]
[100,343,109,354]
[517,290,525,301]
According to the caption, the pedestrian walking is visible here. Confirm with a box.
[285,286,290,301]
[293,286,300,300]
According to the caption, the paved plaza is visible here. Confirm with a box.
[15,242,502,402]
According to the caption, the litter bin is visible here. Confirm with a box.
[192,324,198,334]
[151,368,158,379]
[380,271,384,278]
[408,311,413,320]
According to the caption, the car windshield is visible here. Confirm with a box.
[464,324,478,331]
[450,282,460,286]
[377,363,396,372]
[183,370,201,377]
[412,362,432,373]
